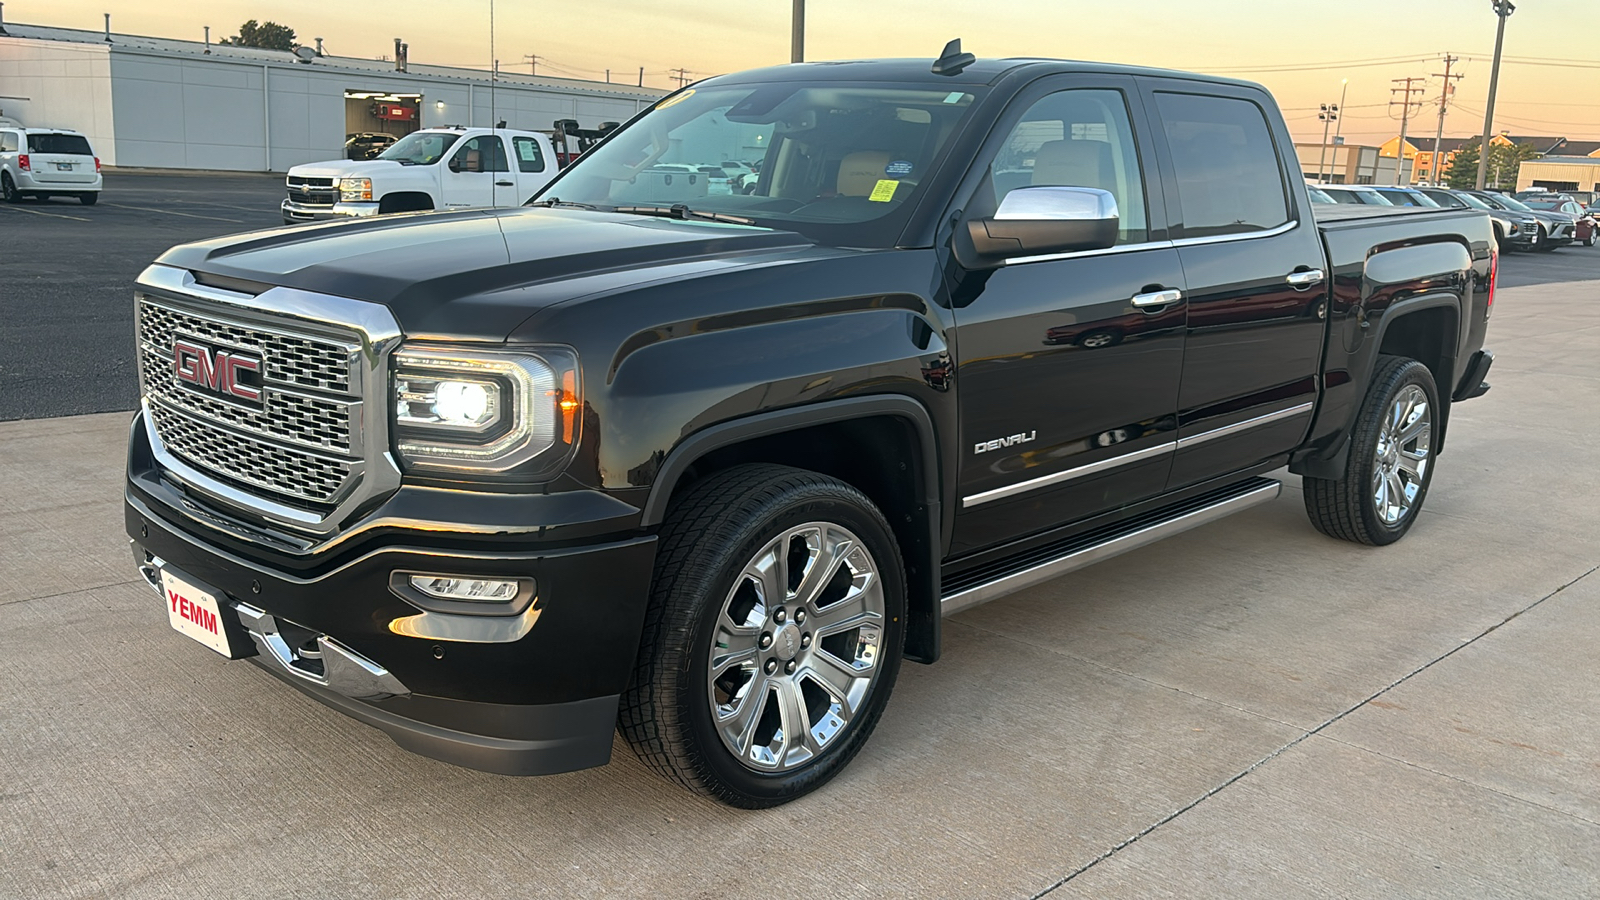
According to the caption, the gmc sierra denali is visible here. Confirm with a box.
[126,44,1496,808]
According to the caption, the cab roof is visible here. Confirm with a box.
[707,57,1265,93]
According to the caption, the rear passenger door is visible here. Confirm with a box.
[949,76,1187,555]
[1141,82,1328,490]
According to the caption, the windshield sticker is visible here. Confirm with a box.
[656,89,695,110]
[885,160,914,177]
[869,180,899,202]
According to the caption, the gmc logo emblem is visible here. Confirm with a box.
[173,338,263,407]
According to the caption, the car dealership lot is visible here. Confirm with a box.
[2,169,1598,422]
[2,267,1597,895]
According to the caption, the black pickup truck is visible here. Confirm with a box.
[126,45,1495,808]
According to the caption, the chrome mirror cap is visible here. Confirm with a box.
[995,185,1119,222]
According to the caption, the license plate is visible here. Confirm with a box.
[55,162,72,171]
[160,567,244,658]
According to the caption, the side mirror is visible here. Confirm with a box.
[447,158,461,173]
[965,186,1120,264]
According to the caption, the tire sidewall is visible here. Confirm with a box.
[1354,360,1439,544]
[677,487,906,805]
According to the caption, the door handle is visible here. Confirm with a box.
[1131,288,1183,309]
[1286,268,1325,289]
[495,180,514,187]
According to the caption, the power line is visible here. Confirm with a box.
[669,67,693,88]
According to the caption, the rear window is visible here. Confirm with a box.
[28,133,93,155]
[1155,92,1290,237]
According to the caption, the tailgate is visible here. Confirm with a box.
[31,154,97,184]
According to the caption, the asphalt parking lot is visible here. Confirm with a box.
[2,170,1598,421]
[2,172,1598,898]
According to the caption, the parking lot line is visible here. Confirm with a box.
[0,204,91,222]
[101,202,244,223]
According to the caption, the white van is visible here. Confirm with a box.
[0,127,103,205]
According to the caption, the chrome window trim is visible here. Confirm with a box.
[1003,220,1299,266]
[962,441,1176,508]
[135,264,404,538]
[1169,219,1298,248]
[1177,401,1315,449]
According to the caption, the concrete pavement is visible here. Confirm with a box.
[0,281,1596,898]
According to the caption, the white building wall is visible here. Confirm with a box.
[0,37,116,163]
[7,39,649,171]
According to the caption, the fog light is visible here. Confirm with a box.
[410,575,519,602]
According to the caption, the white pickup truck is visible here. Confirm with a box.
[282,127,557,223]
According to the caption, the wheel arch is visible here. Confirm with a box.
[640,395,944,664]
[378,191,435,214]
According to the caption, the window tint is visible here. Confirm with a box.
[28,132,93,155]
[1156,92,1289,237]
[0,132,16,153]
[450,135,509,173]
[989,89,1148,244]
[512,136,545,173]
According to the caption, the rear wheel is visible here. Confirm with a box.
[1303,355,1439,546]
[620,464,905,807]
[78,192,98,206]
[1,172,19,203]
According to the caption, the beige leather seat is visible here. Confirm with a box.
[1031,139,1111,189]
[464,148,482,173]
[836,151,892,196]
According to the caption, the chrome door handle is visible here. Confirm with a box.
[1286,268,1325,289]
[1131,288,1183,309]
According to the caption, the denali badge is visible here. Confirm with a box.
[173,338,263,407]
[974,431,1037,454]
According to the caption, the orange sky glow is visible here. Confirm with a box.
[18,0,1600,145]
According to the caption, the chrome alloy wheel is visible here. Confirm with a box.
[1372,384,1432,526]
[707,522,885,773]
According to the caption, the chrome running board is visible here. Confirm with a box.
[940,478,1282,616]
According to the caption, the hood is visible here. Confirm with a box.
[287,159,409,179]
[152,207,816,340]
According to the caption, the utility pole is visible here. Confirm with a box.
[1477,0,1515,189]
[523,54,539,75]
[1429,55,1463,185]
[1390,76,1427,184]
[791,0,805,63]
[670,68,692,88]
[1316,102,1339,183]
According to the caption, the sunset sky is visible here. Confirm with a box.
[21,0,1600,144]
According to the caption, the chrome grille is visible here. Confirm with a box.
[139,302,351,392]
[286,175,338,207]
[137,297,363,508]
[150,404,350,505]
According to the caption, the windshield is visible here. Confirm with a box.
[1523,199,1564,210]
[29,133,92,155]
[537,82,985,247]
[1455,192,1495,211]
[378,131,462,165]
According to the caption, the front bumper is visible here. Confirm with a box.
[126,411,658,774]
[281,199,381,222]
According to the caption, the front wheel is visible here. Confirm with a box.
[1584,230,1595,247]
[1303,355,1439,546]
[620,464,906,807]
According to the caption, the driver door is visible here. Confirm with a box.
[441,134,503,208]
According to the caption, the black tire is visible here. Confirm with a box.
[1,172,19,203]
[1303,355,1440,546]
[78,192,98,206]
[1584,231,1595,247]
[619,463,906,808]
[1535,225,1557,251]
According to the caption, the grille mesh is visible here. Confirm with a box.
[151,403,350,505]
[138,298,362,508]
[138,302,352,392]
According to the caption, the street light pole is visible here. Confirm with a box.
[791,0,805,63]
[1476,0,1514,190]
[1317,104,1335,183]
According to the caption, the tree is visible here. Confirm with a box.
[220,20,296,51]
[1445,138,1542,190]
[1445,140,1481,189]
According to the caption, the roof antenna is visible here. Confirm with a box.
[931,38,974,76]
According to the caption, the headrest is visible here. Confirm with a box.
[838,151,891,196]
[1032,139,1109,189]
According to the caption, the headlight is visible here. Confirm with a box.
[340,177,373,201]
[392,346,579,476]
